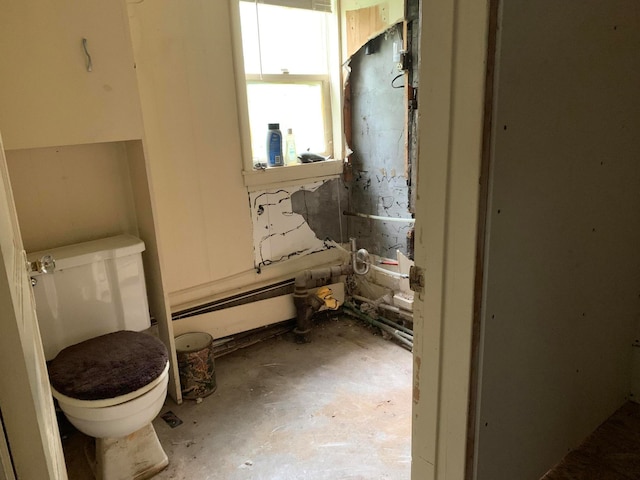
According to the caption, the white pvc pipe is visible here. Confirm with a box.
[344,211,416,223]
[368,263,409,279]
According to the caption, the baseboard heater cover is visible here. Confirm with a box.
[172,279,295,321]
[170,282,345,342]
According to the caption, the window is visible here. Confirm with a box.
[232,0,344,186]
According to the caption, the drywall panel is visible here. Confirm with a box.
[127,0,254,299]
[6,142,138,252]
[475,2,640,479]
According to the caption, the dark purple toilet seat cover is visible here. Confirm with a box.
[48,330,168,401]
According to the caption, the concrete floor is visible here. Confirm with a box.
[63,315,413,479]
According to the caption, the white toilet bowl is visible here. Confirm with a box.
[53,362,170,480]
[53,362,169,439]
[47,330,171,480]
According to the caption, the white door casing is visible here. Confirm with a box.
[411,0,490,478]
[0,411,15,480]
[0,131,67,479]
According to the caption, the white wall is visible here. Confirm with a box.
[6,143,138,252]
[127,0,255,307]
[0,0,143,150]
[127,0,344,311]
[475,1,640,478]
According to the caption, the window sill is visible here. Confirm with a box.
[243,159,344,190]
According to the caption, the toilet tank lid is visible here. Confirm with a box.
[28,235,146,274]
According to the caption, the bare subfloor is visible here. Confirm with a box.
[542,401,640,480]
[63,316,413,480]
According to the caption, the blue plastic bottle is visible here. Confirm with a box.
[266,123,283,167]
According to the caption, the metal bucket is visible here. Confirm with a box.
[175,332,217,400]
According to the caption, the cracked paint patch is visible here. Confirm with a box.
[249,181,332,270]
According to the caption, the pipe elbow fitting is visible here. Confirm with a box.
[353,248,370,275]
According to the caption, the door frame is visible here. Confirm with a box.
[0,132,67,479]
[410,0,491,478]
[0,410,16,480]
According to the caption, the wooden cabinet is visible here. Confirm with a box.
[0,0,143,149]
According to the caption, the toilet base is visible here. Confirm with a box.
[86,423,168,480]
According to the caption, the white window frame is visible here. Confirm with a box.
[230,0,345,188]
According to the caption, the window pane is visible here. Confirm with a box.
[240,3,329,75]
[246,82,327,162]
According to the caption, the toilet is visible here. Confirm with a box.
[29,235,170,480]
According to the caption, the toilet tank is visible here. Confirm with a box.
[28,235,151,361]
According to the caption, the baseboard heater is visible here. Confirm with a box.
[171,279,295,321]
[169,277,345,343]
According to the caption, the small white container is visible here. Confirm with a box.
[285,128,298,165]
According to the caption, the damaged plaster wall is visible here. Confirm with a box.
[348,24,410,259]
[249,178,348,270]
[247,16,416,272]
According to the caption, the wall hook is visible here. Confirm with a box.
[82,38,93,72]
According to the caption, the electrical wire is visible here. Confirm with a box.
[391,73,405,89]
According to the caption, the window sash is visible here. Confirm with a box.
[238,0,332,13]
[239,1,331,76]
[245,74,333,158]
[231,0,344,184]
